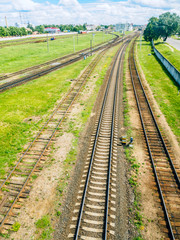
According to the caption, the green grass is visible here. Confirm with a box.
[0,32,114,74]
[171,35,180,40]
[154,39,180,71]
[0,56,93,178]
[137,38,180,143]
[35,215,53,240]
[11,222,21,232]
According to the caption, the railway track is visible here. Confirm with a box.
[66,41,128,240]
[0,34,74,48]
[0,34,121,93]
[0,33,118,81]
[0,46,109,233]
[129,39,180,239]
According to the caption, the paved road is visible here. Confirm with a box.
[166,37,180,51]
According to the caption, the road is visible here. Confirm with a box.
[166,37,180,51]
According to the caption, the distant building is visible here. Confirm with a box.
[15,22,27,28]
[127,23,133,31]
[115,23,126,32]
[44,27,60,34]
[86,24,97,31]
[116,23,133,32]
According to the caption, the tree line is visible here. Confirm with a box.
[0,23,113,37]
[0,26,30,37]
[0,24,88,37]
[27,23,87,33]
[144,12,180,42]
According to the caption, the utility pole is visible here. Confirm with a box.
[47,33,49,52]
[90,40,92,56]
[73,35,75,52]
[19,12,23,25]
[93,33,95,45]
[5,16,8,28]
[77,32,78,45]
[140,31,142,51]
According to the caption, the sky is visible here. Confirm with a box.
[0,0,180,27]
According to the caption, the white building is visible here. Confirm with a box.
[115,23,126,32]
[44,27,60,34]
[86,24,97,31]
[128,23,133,31]
[116,23,133,32]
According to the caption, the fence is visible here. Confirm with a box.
[152,40,180,86]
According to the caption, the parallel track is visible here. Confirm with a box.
[0,34,74,48]
[129,39,180,239]
[0,34,120,92]
[67,41,128,240]
[0,47,108,233]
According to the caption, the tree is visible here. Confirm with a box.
[0,27,9,37]
[144,17,159,42]
[83,23,87,30]
[21,27,27,36]
[96,26,101,31]
[144,12,180,42]
[35,25,44,33]
[158,12,180,41]
[27,23,34,32]
[8,26,18,36]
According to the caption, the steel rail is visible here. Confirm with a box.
[0,33,119,82]
[0,55,83,91]
[0,35,120,92]
[0,50,105,230]
[0,35,75,49]
[0,34,125,192]
[104,42,127,239]
[0,49,104,191]
[74,42,126,240]
[132,47,180,188]
[0,48,88,81]
[129,39,176,240]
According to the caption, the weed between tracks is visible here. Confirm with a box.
[123,40,144,240]
[35,215,53,240]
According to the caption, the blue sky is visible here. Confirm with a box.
[0,0,179,26]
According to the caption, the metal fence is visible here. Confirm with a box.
[152,40,180,86]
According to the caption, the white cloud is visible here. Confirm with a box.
[0,0,180,27]
[132,0,180,9]
[59,0,80,7]
[11,0,38,11]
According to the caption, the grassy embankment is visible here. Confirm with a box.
[154,39,180,71]
[171,35,180,40]
[0,32,113,74]
[0,56,93,178]
[137,38,180,143]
